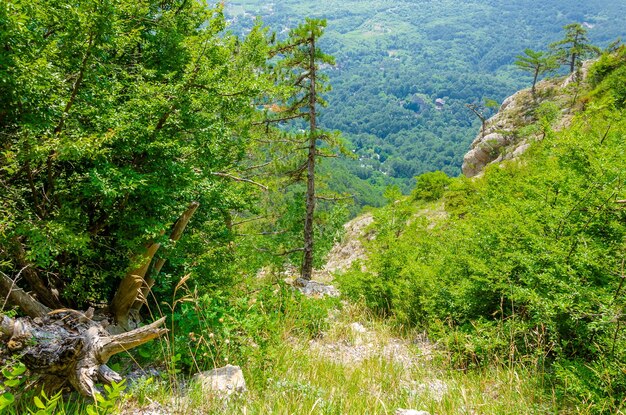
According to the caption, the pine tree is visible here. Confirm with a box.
[550,23,600,73]
[270,19,338,280]
[514,49,559,95]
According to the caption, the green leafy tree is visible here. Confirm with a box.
[412,171,451,201]
[514,48,559,95]
[550,23,600,73]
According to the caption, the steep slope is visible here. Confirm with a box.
[462,61,594,177]
[336,48,626,413]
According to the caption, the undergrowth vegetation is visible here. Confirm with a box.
[338,48,626,413]
[3,288,570,414]
[2,0,625,412]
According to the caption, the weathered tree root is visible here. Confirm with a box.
[0,202,197,397]
[0,313,166,397]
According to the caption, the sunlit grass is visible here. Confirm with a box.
[5,293,570,414]
[112,302,565,415]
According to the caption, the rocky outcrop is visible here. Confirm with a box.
[462,86,543,177]
[462,131,514,177]
[462,61,593,177]
[323,213,374,274]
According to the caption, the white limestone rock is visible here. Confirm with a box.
[193,364,246,395]
[395,410,431,415]
[294,278,340,297]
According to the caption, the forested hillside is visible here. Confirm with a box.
[228,0,626,202]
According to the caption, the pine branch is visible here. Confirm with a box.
[211,172,268,191]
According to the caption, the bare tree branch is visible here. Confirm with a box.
[131,202,200,313]
[0,271,50,318]
[252,112,307,126]
[315,194,354,201]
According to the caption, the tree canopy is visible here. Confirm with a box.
[550,23,600,73]
[0,0,271,309]
[514,48,559,94]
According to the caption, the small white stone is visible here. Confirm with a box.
[193,364,246,395]
[350,322,367,333]
[395,409,431,415]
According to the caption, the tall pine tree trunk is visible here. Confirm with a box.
[301,35,317,281]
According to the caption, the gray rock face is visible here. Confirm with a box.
[193,364,246,395]
[294,278,340,297]
[462,132,511,177]
[324,213,374,274]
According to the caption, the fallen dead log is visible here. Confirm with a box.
[0,202,198,397]
[0,312,166,397]
[111,201,199,330]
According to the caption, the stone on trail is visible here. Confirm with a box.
[193,364,246,395]
[395,410,431,415]
[350,322,367,333]
[294,277,340,297]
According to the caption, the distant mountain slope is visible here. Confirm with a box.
[228,0,626,190]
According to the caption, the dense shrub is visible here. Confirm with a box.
[412,171,452,201]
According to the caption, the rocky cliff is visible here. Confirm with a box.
[461,62,593,177]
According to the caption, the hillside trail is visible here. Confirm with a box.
[121,212,447,415]
[300,213,444,400]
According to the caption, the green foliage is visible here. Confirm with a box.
[443,175,480,218]
[412,171,452,202]
[28,391,63,415]
[142,278,339,376]
[86,380,126,415]
[514,48,559,93]
[0,0,273,307]
[550,23,601,73]
[0,361,124,414]
[339,192,421,322]
[338,54,626,412]
[0,361,26,412]
[587,46,626,108]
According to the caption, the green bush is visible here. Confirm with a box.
[137,277,339,374]
[412,171,452,201]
